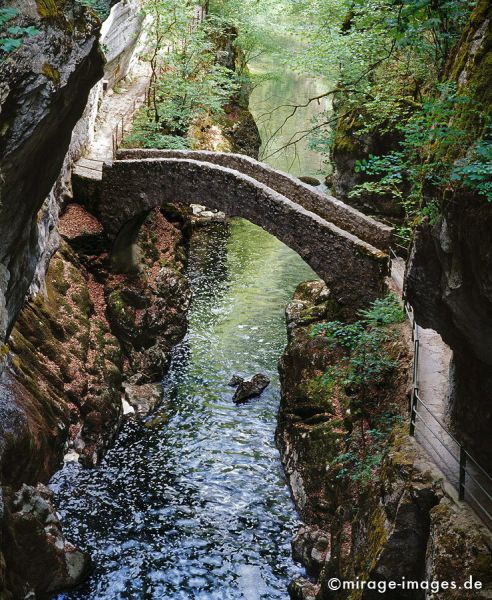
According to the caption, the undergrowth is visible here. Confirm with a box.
[311,293,406,487]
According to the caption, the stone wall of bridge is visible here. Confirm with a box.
[101,157,389,314]
[116,148,393,252]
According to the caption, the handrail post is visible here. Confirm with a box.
[409,389,418,436]
[459,446,467,501]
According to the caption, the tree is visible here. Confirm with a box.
[130,0,239,146]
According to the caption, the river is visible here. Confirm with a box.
[50,31,325,600]
[248,33,331,180]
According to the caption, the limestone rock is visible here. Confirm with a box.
[123,382,164,420]
[288,578,319,600]
[228,374,244,387]
[106,210,191,384]
[424,497,492,599]
[292,525,330,576]
[0,0,104,338]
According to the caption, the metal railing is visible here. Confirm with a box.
[111,98,141,159]
[402,285,492,529]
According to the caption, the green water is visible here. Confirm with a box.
[51,220,318,599]
[248,33,331,179]
[49,21,327,600]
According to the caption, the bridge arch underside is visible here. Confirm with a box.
[101,158,389,314]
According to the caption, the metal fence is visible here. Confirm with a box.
[404,297,492,530]
[111,98,141,159]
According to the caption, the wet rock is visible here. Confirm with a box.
[190,204,226,225]
[123,382,164,420]
[292,525,330,576]
[228,374,244,387]
[107,234,191,385]
[231,373,270,403]
[288,577,319,600]
[299,176,321,187]
[5,484,90,596]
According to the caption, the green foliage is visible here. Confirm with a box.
[311,295,405,487]
[128,0,239,147]
[285,0,471,105]
[359,294,406,326]
[76,0,111,19]
[311,294,403,396]
[451,128,492,200]
[0,8,39,56]
[208,0,286,67]
[270,0,481,233]
[123,109,192,149]
[350,84,491,239]
[333,413,403,485]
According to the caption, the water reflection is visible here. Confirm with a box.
[248,34,331,179]
[51,219,318,599]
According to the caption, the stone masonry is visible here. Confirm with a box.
[101,154,391,314]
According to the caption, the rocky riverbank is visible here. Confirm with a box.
[0,0,195,595]
[277,282,492,599]
[1,199,191,597]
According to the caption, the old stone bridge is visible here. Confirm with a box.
[99,149,393,313]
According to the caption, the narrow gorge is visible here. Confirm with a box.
[0,1,491,599]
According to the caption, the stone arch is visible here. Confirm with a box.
[100,156,389,313]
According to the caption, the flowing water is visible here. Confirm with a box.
[51,22,327,599]
[50,220,317,599]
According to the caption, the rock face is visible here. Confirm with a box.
[0,0,104,339]
[101,0,145,87]
[123,382,164,420]
[330,110,404,221]
[405,0,492,471]
[0,202,190,594]
[2,484,90,597]
[277,281,492,599]
[0,5,105,593]
[106,208,191,383]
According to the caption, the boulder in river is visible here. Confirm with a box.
[123,383,164,420]
[228,374,244,387]
[230,373,270,403]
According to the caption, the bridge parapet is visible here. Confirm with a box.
[101,157,389,314]
[116,149,393,252]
